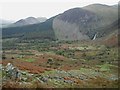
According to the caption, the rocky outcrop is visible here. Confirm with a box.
[53,18,90,41]
[5,63,21,80]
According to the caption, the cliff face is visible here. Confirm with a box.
[53,18,90,41]
[53,8,100,40]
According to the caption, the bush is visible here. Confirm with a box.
[47,58,54,65]
[2,54,6,59]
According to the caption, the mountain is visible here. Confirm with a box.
[2,4,118,41]
[2,16,56,40]
[83,4,118,26]
[96,18,119,38]
[93,18,119,47]
[37,17,47,22]
[11,17,45,27]
[53,8,100,40]
[112,4,118,8]
[53,4,118,40]
[102,31,118,47]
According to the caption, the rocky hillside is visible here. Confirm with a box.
[96,18,119,38]
[53,4,118,41]
[98,19,119,47]
[53,8,100,40]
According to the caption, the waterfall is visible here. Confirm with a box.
[92,33,97,40]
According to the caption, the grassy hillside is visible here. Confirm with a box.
[83,4,118,27]
[96,18,119,38]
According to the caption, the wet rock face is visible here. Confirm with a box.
[6,63,13,72]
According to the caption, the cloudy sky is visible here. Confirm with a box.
[0,0,119,21]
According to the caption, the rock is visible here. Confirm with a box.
[5,63,21,80]
[48,76,53,79]
[39,76,48,82]
[64,80,73,84]
[53,76,60,80]
[79,75,87,80]
[36,77,43,83]
[0,64,2,70]
[108,75,118,80]
[6,63,13,72]
[21,77,27,81]
[11,68,18,78]
[46,75,50,78]
[21,71,27,75]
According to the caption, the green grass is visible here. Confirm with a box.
[0,71,2,78]
[1,70,6,78]
[22,58,35,62]
[79,68,96,75]
[42,70,56,76]
[97,64,111,71]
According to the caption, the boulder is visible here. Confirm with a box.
[39,76,48,82]
[5,63,21,80]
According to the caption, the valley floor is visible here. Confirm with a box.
[1,39,119,88]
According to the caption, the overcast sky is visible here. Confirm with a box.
[0,0,119,21]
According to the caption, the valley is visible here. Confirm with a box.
[1,3,119,89]
[1,38,119,88]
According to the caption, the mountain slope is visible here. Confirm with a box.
[53,8,101,40]
[2,16,56,40]
[102,31,118,47]
[53,4,118,40]
[10,17,43,27]
[96,18,119,38]
[83,4,118,26]
[94,18,119,47]
[2,4,118,41]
